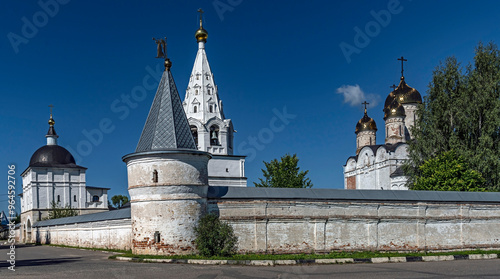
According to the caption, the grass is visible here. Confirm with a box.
[42,244,500,261]
[107,249,500,261]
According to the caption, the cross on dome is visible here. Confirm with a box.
[397,56,407,78]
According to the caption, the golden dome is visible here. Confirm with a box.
[384,77,422,112]
[355,110,377,133]
[48,116,55,126]
[384,100,406,119]
[195,27,208,42]
[164,58,172,70]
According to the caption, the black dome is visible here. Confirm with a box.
[29,145,81,168]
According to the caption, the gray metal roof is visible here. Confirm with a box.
[207,186,500,203]
[135,69,196,152]
[32,207,131,227]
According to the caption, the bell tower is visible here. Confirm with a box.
[183,9,234,155]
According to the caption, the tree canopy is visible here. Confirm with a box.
[412,150,486,191]
[405,42,500,191]
[254,153,313,188]
[47,201,78,220]
[110,195,129,209]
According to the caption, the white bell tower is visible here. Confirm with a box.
[183,9,234,155]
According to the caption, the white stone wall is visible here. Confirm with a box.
[402,103,418,140]
[385,117,406,144]
[209,199,500,253]
[356,130,376,155]
[344,144,408,190]
[208,156,246,187]
[34,219,131,250]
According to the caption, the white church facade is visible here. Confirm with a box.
[19,113,109,242]
[343,64,422,190]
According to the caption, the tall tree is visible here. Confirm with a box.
[254,154,313,188]
[405,42,500,191]
[412,150,486,192]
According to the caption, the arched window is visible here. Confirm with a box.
[210,125,220,146]
[74,195,77,202]
[193,106,197,113]
[92,195,99,202]
[57,195,60,203]
[209,105,213,113]
[190,125,198,146]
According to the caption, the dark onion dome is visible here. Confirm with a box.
[384,100,406,119]
[384,77,422,111]
[29,145,85,168]
[355,110,377,134]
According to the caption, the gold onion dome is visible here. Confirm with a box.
[384,77,422,111]
[195,27,208,42]
[384,100,406,119]
[48,116,55,126]
[355,110,377,134]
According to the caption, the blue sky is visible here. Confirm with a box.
[1,0,500,212]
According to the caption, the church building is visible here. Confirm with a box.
[343,58,422,190]
[19,112,109,242]
[182,12,246,187]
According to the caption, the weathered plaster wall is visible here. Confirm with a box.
[208,199,500,253]
[34,219,131,250]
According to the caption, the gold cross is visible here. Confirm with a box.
[48,104,54,117]
[362,101,369,114]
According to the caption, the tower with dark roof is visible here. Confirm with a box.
[20,112,109,243]
[123,38,211,255]
[355,103,377,155]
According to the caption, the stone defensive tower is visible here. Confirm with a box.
[123,39,211,255]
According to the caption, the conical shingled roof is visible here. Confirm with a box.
[135,68,197,152]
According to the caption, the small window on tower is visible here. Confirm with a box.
[194,106,197,113]
[206,76,209,80]
[57,195,60,203]
[74,195,77,202]
[152,170,158,183]
[209,105,213,113]
[195,89,198,95]
[207,89,211,95]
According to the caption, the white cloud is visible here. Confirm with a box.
[336,84,380,108]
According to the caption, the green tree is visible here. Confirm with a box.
[254,153,313,188]
[405,42,500,191]
[47,201,78,219]
[411,150,486,191]
[194,214,238,257]
[110,195,129,209]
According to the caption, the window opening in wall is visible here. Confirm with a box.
[152,169,158,183]
[207,89,210,95]
[190,125,198,146]
[195,89,198,95]
[154,231,161,243]
[194,106,197,113]
[210,125,220,146]
[92,195,99,202]
[74,195,77,202]
[209,105,213,113]
[57,195,60,203]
